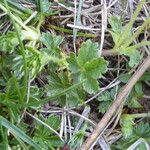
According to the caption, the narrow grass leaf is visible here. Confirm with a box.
[0,116,41,150]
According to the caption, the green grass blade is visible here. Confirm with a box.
[0,116,42,150]
[48,25,96,38]
[117,0,146,46]
[6,0,32,14]
[126,41,150,50]
[123,17,150,48]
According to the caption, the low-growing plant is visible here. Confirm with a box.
[112,122,150,150]
[108,0,150,67]
[0,0,150,149]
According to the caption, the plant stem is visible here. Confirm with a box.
[126,41,150,50]
[48,25,96,38]
[124,113,150,119]
[123,16,150,48]
[0,3,34,32]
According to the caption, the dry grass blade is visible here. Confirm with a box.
[99,0,107,56]
[74,106,91,133]
[98,136,111,150]
[126,138,150,150]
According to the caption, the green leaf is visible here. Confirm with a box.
[0,32,19,52]
[108,16,122,34]
[66,87,85,107]
[47,115,60,131]
[29,86,43,108]
[47,72,64,96]
[108,31,120,45]
[134,82,143,96]
[13,51,41,79]
[83,58,108,79]
[67,40,108,94]
[119,74,143,108]
[98,101,111,113]
[34,115,60,139]
[38,0,57,16]
[140,72,150,81]
[66,52,80,73]
[120,47,140,67]
[137,143,147,150]
[134,123,150,142]
[47,136,63,147]
[113,122,150,150]
[69,124,87,149]
[34,115,63,149]
[81,76,99,94]
[77,40,99,66]
[119,73,131,83]
[13,45,58,80]
[120,115,134,138]
[108,16,131,46]
[40,32,63,56]
[97,89,115,113]
[0,116,41,150]
[98,91,112,102]
[109,15,143,67]
[40,0,51,13]
[127,95,142,108]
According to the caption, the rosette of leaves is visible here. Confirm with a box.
[67,40,108,94]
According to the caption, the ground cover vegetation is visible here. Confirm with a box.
[0,0,150,149]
